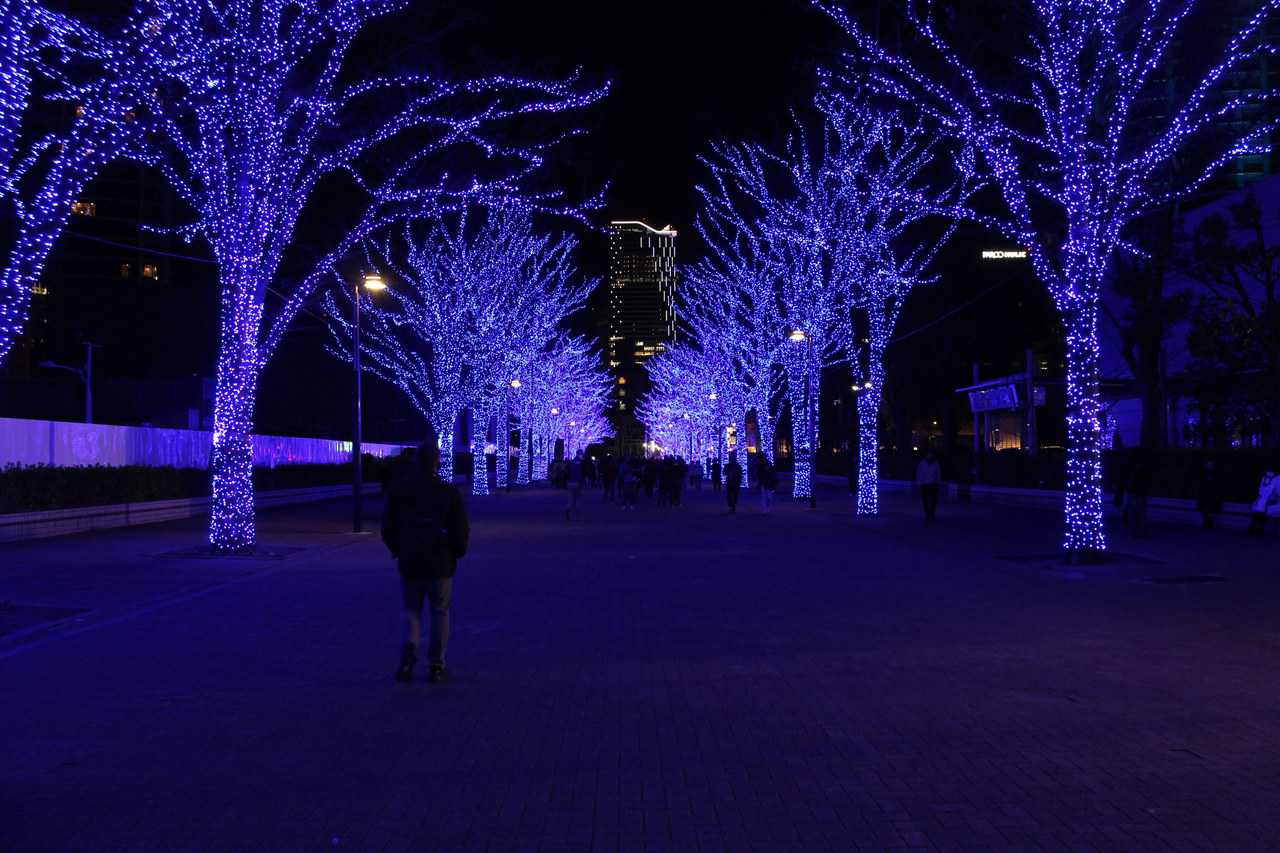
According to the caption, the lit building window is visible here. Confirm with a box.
[31,283,48,296]
[120,263,132,279]
[71,201,96,217]
[142,264,159,279]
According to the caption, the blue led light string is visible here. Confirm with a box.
[817,0,1279,555]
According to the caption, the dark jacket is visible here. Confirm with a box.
[381,470,470,579]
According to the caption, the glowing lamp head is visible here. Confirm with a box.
[708,392,717,401]
[550,407,559,415]
[788,328,807,343]
[362,273,387,292]
[510,379,521,389]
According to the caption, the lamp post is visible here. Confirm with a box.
[789,328,817,509]
[40,341,99,424]
[352,272,387,533]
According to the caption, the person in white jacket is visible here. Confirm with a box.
[1248,470,1279,536]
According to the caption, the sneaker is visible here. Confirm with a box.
[428,665,448,683]
[395,643,417,683]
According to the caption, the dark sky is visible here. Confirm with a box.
[420,0,844,240]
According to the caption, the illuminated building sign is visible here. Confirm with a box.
[981,249,1028,259]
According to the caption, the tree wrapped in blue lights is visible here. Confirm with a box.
[683,201,786,468]
[326,209,596,495]
[640,343,730,462]
[0,2,141,365]
[819,0,1280,555]
[511,335,609,480]
[821,103,978,515]
[697,130,853,499]
[115,0,602,548]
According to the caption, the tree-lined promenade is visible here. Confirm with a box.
[4,486,1280,851]
[4,0,1277,560]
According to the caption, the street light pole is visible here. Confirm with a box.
[352,281,364,533]
[807,334,816,510]
[353,273,387,533]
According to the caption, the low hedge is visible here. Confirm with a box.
[0,457,395,514]
[819,446,1278,504]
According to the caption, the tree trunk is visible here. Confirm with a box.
[517,428,532,485]
[856,348,885,516]
[755,403,775,463]
[208,280,264,552]
[438,425,455,483]
[1062,301,1108,556]
[787,366,818,499]
[471,405,490,496]
[494,411,508,489]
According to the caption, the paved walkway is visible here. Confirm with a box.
[3,482,1280,852]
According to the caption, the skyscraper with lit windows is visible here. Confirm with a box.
[605,220,677,455]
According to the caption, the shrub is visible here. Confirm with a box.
[0,457,395,514]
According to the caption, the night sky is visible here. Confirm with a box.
[420,0,843,243]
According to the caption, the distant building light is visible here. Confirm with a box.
[71,201,96,217]
[31,283,48,296]
[142,263,159,279]
[981,249,1027,260]
[119,263,132,279]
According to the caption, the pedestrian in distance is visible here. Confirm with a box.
[382,434,470,684]
[711,457,722,493]
[601,456,618,502]
[759,456,778,514]
[724,452,743,513]
[1248,469,1279,536]
[916,450,942,521]
[690,460,703,492]
[566,452,586,520]
[1195,459,1223,530]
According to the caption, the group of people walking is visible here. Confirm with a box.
[551,450,782,516]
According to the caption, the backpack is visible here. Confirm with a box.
[395,487,450,563]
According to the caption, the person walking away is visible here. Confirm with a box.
[672,457,687,507]
[382,437,470,684]
[1248,469,1279,536]
[711,457,722,493]
[622,459,641,509]
[759,457,778,514]
[1196,459,1223,529]
[566,452,586,520]
[690,460,703,492]
[724,453,743,513]
[916,450,942,521]
[601,456,617,502]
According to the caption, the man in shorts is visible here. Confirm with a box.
[382,435,470,683]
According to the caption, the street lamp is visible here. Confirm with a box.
[352,272,387,533]
[40,341,99,424]
[788,327,817,509]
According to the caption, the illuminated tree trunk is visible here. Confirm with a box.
[516,428,531,485]
[494,410,508,489]
[754,401,775,464]
[785,361,817,500]
[438,419,456,483]
[1062,299,1107,556]
[533,432,549,480]
[855,353,885,516]
[208,273,264,551]
[471,405,490,496]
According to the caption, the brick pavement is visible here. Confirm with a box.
[2,482,1280,852]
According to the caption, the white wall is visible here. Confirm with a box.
[0,417,410,469]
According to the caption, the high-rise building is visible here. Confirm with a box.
[605,220,677,455]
